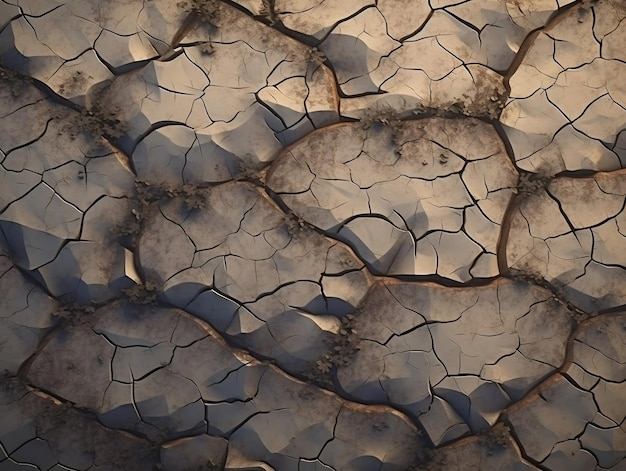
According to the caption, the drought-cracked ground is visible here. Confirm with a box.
[0,0,625,469]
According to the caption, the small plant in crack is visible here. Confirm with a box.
[305,47,326,67]
[360,107,402,131]
[307,314,360,385]
[60,104,126,141]
[136,180,167,206]
[116,207,142,238]
[115,181,205,242]
[111,203,145,249]
[52,297,97,327]
[486,93,508,119]
[552,279,598,324]
[515,171,553,198]
[360,107,404,152]
[177,0,221,26]
[179,183,206,209]
[450,92,507,120]
[449,93,474,117]
[122,279,161,305]
[509,268,544,285]
[478,421,510,455]
[136,180,206,209]
[510,269,596,324]
[282,211,310,236]
[510,268,567,304]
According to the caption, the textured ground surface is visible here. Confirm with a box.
[0,0,625,470]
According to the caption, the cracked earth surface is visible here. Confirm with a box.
[0,0,624,469]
